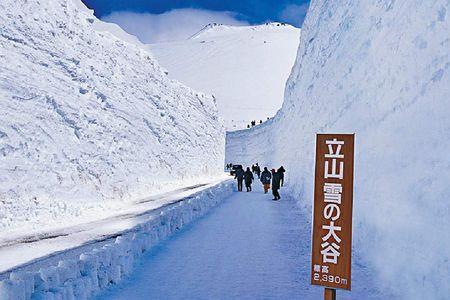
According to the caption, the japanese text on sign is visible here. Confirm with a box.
[311,134,354,291]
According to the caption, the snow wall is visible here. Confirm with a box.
[0,0,224,233]
[0,181,234,299]
[226,0,450,298]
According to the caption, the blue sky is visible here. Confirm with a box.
[81,0,310,43]
[82,0,310,25]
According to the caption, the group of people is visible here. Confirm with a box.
[233,163,286,201]
[246,117,271,129]
[251,163,261,178]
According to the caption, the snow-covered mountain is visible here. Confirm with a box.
[0,0,224,236]
[227,0,450,298]
[148,23,300,130]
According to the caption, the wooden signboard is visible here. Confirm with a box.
[311,134,355,295]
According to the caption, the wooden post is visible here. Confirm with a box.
[324,288,336,300]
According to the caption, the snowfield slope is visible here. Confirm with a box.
[148,23,300,130]
[0,0,224,237]
[227,0,450,298]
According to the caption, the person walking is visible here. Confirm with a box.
[277,166,286,187]
[260,167,272,194]
[234,166,245,192]
[255,164,261,179]
[244,167,254,192]
[271,169,281,200]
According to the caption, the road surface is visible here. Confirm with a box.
[96,182,389,299]
[0,178,228,277]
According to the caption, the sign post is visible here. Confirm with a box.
[311,134,355,299]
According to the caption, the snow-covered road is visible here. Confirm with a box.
[0,178,228,276]
[96,183,389,300]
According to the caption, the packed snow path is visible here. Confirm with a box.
[97,183,389,300]
[0,179,227,276]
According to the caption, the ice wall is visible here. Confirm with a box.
[227,0,450,298]
[0,0,224,234]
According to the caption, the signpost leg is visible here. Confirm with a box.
[324,288,336,300]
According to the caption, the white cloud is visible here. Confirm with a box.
[102,8,249,44]
[278,3,309,27]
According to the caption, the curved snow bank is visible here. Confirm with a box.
[0,0,224,234]
[0,180,234,299]
[227,0,450,298]
[225,121,278,168]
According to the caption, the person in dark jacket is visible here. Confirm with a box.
[277,166,286,187]
[234,166,245,192]
[260,167,272,194]
[244,167,254,192]
[271,169,281,200]
[255,164,261,179]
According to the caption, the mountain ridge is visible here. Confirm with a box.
[149,23,301,130]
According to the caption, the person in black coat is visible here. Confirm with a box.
[271,169,281,200]
[260,167,272,194]
[277,166,286,187]
[255,164,261,179]
[244,167,254,192]
[234,166,245,192]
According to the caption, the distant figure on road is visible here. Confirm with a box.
[255,164,261,179]
[277,166,286,187]
[271,169,281,201]
[244,167,254,192]
[234,166,245,192]
[260,167,272,194]
[251,164,256,173]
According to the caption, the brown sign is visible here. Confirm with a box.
[311,134,355,291]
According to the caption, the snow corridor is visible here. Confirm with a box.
[95,182,386,300]
[0,177,389,299]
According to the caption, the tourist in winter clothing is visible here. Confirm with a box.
[234,166,245,192]
[260,167,272,194]
[271,169,281,200]
[277,166,286,187]
[244,167,254,192]
[255,164,261,179]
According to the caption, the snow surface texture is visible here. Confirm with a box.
[0,178,228,274]
[227,0,450,298]
[0,180,234,300]
[97,184,388,300]
[0,0,224,236]
[149,23,300,130]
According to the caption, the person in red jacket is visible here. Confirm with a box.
[260,167,272,194]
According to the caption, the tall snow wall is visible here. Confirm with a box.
[0,0,224,233]
[226,0,450,298]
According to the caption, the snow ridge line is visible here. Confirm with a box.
[0,180,234,300]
